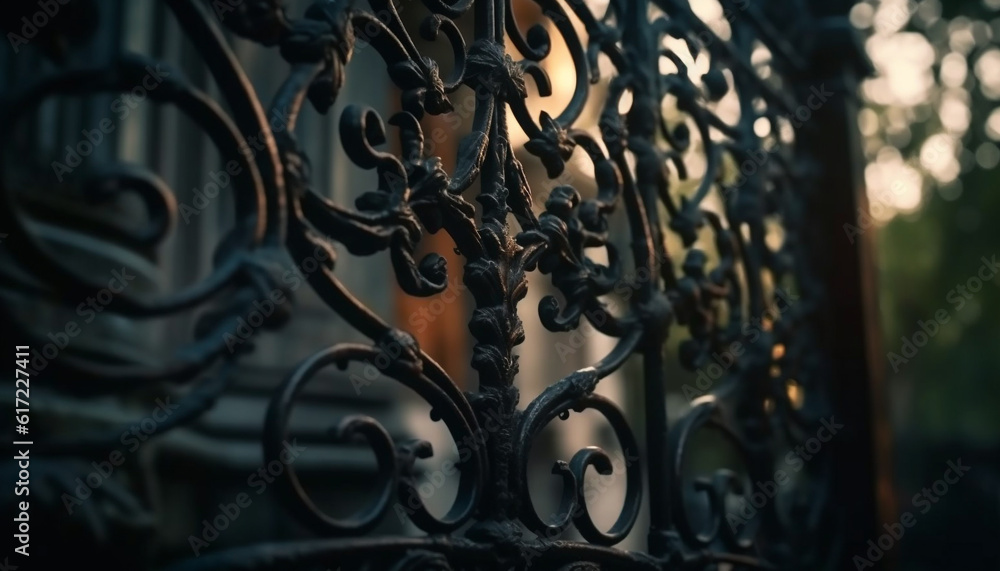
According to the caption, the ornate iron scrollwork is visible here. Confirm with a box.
[1,0,855,568]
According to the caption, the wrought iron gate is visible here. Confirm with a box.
[0,0,892,569]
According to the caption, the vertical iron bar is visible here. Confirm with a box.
[644,343,673,556]
[621,0,675,557]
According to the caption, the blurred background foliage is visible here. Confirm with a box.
[855,0,999,566]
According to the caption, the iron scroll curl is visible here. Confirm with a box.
[0,0,844,568]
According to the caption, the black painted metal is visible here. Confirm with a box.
[0,0,875,569]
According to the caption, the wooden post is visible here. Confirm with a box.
[796,10,899,569]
